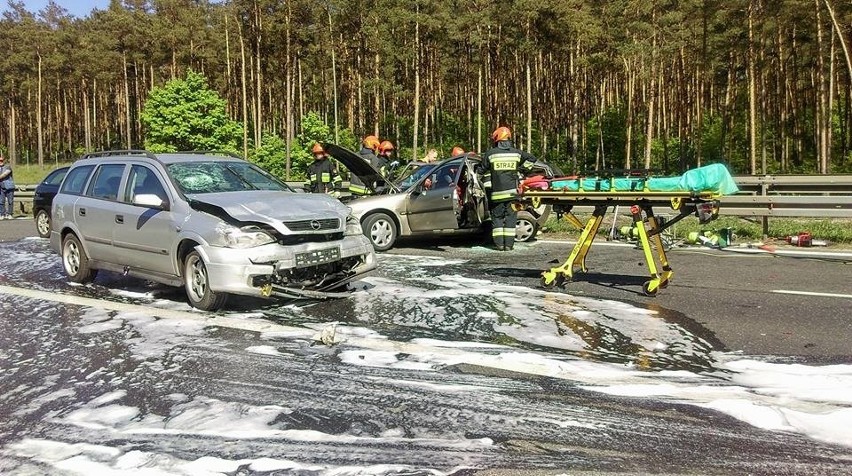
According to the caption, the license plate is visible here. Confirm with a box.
[295,247,341,268]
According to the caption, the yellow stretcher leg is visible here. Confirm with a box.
[630,204,673,296]
[541,205,607,288]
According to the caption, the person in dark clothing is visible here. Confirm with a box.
[0,154,14,220]
[305,143,341,194]
[481,126,536,251]
[349,135,381,196]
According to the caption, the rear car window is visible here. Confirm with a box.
[43,168,68,186]
[59,165,95,195]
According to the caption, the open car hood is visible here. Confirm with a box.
[324,143,400,194]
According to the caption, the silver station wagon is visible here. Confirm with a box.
[50,150,376,310]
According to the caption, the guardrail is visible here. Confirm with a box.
[11,175,852,223]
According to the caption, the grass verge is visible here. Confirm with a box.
[542,213,852,244]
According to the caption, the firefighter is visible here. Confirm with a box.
[481,126,537,251]
[349,135,381,196]
[378,140,395,175]
[451,146,465,157]
[305,143,341,194]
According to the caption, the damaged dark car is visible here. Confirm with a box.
[50,150,376,311]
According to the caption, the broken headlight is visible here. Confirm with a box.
[220,225,275,248]
[344,214,363,236]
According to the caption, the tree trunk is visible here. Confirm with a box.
[328,9,339,143]
[123,52,132,148]
[37,53,44,167]
[238,17,249,158]
[477,66,482,153]
[526,57,532,151]
[748,0,759,174]
[8,99,16,164]
[412,2,420,161]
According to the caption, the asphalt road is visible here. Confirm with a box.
[2,216,850,359]
[1,217,851,475]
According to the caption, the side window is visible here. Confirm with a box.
[86,164,125,200]
[429,163,458,189]
[125,165,168,205]
[59,165,95,195]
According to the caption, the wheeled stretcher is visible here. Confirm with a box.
[520,164,739,296]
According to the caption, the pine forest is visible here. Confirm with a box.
[1,0,851,178]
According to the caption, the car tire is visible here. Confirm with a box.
[363,212,397,251]
[62,233,98,283]
[515,211,540,242]
[35,209,51,239]
[184,250,228,311]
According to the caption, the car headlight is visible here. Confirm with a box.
[345,214,363,236]
[220,225,276,248]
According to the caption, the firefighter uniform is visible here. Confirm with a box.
[348,146,379,196]
[482,141,536,250]
[305,156,341,194]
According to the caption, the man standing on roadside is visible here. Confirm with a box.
[481,126,536,251]
[305,143,341,194]
[0,154,15,220]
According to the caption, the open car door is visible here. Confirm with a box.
[458,156,488,228]
[406,159,462,232]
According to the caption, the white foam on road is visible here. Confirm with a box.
[2,253,852,456]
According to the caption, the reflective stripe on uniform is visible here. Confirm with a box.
[490,188,518,201]
[349,184,370,195]
[321,172,331,182]
[492,227,515,237]
[489,152,521,171]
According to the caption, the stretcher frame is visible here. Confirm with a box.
[522,190,720,296]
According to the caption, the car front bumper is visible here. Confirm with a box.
[196,234,376,298]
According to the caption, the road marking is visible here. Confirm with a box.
[0,284,312,337]
[771,289,852,300]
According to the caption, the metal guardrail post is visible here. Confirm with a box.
[760,178,769,239]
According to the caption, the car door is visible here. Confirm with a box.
[111,164,179,276]
[75,163,127,264]
[406,160,461,232]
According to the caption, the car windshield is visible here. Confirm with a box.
[168,161,292,194]
[394,163,436,190]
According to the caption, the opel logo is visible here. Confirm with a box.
[310,220,322,230]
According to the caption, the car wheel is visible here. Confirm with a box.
[363,212,397,251]
[184,250,228,311]
[35,209,51,238]
[515,211,540,242]
[62,233,97,283]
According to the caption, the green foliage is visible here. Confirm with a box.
[584,104,627,172]
[141,71,243,153]
[248,135,287,178]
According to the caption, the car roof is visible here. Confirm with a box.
[71,151,245,167]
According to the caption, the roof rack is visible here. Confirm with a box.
[174,151,244,159]
[81,149,159,161]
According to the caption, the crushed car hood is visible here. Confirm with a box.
[324,143,400,194]
[188,191,348,230]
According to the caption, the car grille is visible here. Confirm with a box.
[283,218,340,232]
[278,232,344,245]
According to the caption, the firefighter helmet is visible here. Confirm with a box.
[379,140,395,153]
[311,143,325,154]
[491,126,511,142]
[451,146,465,156]
[363,135,380,151]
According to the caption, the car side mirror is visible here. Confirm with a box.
[134,193,169,211]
